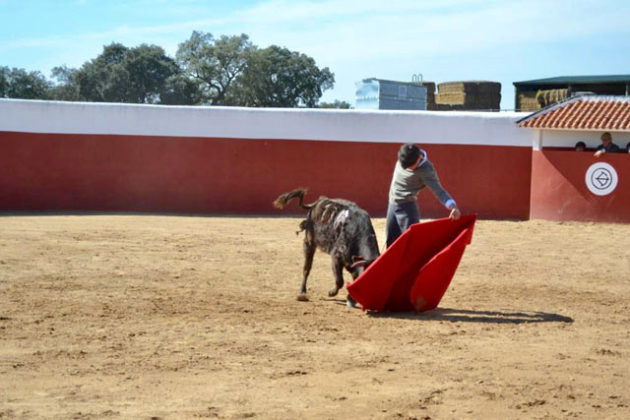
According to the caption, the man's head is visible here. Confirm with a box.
[398,143,421,169]
[601,132,612,146]
[575,141,586,152]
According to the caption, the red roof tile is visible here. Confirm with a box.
[518,96,630,131]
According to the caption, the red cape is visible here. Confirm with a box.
[347,214,476,312]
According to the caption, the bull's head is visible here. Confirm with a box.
[348,255,376,280]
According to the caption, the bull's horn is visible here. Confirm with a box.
[349,259,369,269]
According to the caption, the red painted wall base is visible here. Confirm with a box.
[530,150,630,223]
[0,131,531,219]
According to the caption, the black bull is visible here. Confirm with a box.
[273,188,380,305]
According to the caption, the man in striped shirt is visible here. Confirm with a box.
[386,143,461,247]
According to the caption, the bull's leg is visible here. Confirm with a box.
[328,256,344,297]
[298,240,316,301]
[346,294,357,308]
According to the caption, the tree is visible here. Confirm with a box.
[0,66,9,98]
[160,73,203,105]
[318,100,352,109]
[73,43,129,102]
[2,32,336,107]
[228,45,334,107]
[125,44,181,103]
[0,67,8,97]
[176,31,254,105]
[49,65,80,101]
[0,67,51,99]
[74,43,181,103]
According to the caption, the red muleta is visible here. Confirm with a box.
[347,214,477,312]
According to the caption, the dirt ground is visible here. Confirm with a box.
[0,214,629,419]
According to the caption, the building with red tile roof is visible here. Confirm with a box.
[514,94,630,224]
[517,95,630,131]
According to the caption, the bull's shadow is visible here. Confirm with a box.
[366,306,573,324]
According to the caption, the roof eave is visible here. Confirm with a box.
[518,126,630,132]
[513,74,630,86]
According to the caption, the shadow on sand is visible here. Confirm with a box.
[323,298,573,324]
[365,307,573,324]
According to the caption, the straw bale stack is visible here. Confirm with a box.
[536,89,568,107]
[437,81,501,95]
[436,81,501,110]
[518,91,540,111]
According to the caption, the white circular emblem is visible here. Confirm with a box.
[585,162,618,196]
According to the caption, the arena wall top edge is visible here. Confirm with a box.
[0,99,533,147]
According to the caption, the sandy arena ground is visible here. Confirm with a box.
[0,214,629,419]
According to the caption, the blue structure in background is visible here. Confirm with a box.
[355,78,428,110]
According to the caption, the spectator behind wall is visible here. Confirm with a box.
[594,132,621,157]
[626,142,630,153]
[574,141,586,152]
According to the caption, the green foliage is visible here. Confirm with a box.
[73,43,181,103]
[227,46,334,107]
[176,31,254,105]
[3,31,335,107]
[318,100,352,109]
[0,67,7,97]
[1,66,51,99]
[49,65,80,101]
[160,74,203,105]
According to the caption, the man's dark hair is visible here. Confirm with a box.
[398,143,421,168]
[575,141,586,150]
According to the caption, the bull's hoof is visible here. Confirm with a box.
[328,289,339,297]
[296,293,309,302]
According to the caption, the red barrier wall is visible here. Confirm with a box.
[0,131,531,219]
[531,150,630,223]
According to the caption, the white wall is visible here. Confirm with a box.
[0,99,533,147]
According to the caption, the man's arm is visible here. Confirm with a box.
[420,162,460,220]
[594,144,606,157]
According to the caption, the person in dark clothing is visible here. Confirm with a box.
[594,132,621,157]
[574,141,586,152]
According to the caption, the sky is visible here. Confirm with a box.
[1,0,629,110]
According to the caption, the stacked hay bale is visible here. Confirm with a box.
[517,91,540,111]
[435,81,501,111]
[536,89,568,107]
[517,88,569,111]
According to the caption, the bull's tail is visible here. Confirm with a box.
[273,188,314,210]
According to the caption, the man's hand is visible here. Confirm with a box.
[594,149,605,158]
[449,206,461,221]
